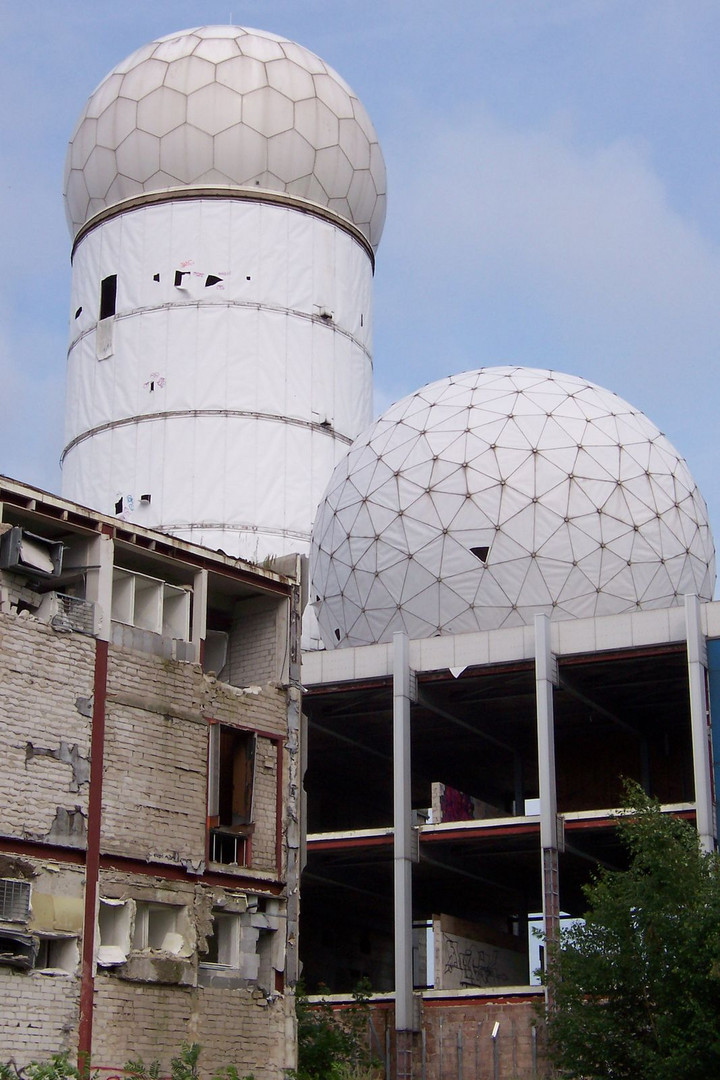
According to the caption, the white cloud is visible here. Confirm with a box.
[372,106,720,559]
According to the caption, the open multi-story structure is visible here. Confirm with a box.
[299,368,718,1078]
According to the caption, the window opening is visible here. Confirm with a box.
[204,912,240,967]
[97,897,132,966]
[99,275,117,320]
[35,936,78,973]
[114,497,124,515]
[153,273,160,282]
[174,270,190,287]
[208,726,256,866]
[470,546,490,564]
[133,903,181,953]
[205,275,223,287]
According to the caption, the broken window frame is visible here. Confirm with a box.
[207,722,257,867]
[202,910,242,968]
[97,897,133,967]
[132,901,182,953]
[33,935,79,974]
[0,930,35,970]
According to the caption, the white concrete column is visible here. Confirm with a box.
[393,631,415,1033]
[535,614,560,962]
[192,568,208,665]
[685,594,716,852]
[83,532,114,643]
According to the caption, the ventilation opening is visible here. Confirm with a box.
[174,270,190,287]
[153,273,160,282]
[334,628,341,642]
[0,879,30,922]
[114,498,123,515]
[99,275,117,320]
[470,546,490,564]
[205,275,223,287]
[74,306,83,319]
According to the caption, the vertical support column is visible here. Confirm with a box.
[84,532,114,642]
[685,594,716,852]
[192,568,208,665]
[535,614,560,987]
[285,575,304,1003]
[78,527,113,1070]
[393,631,417,1064]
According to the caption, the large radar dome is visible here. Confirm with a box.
[64,25,386,250]
[311,367,715,647]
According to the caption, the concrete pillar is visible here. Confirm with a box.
[685,594,716,852]
[535,614,560,975]
[393,631,416,1038]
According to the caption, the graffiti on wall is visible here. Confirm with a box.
[438,930,527,989]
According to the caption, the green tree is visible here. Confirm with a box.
[544,784,720,1079]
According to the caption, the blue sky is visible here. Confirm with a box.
[3,0,720,562]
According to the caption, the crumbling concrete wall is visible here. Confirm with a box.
[0,855,84,1062]
[101,646,285,872]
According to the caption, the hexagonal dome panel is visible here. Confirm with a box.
[64,25,386,251]
[310,368,716,648]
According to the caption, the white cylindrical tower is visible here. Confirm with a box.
[62,26,386,563]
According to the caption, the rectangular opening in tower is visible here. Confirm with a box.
[99,275,117,320]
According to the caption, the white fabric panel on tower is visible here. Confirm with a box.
[63,195,375,562]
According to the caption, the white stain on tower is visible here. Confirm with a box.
[62,25,386,562]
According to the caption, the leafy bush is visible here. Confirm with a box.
[294,980,380,1080]
[0,1045,253,1080]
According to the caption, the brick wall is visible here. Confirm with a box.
[361,996,549,1080]
[0,967,80,1062]
[92,979,295,1080]
[252,736,279,872]
[0,613,94,842]
[101,702,207,864]
[228,598,282,688]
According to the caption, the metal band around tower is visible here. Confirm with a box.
[71,186,376,268]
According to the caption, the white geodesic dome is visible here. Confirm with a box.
[64,25,386,250]
[311,367,715,647]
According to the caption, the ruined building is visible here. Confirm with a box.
[0,476,302,1072]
